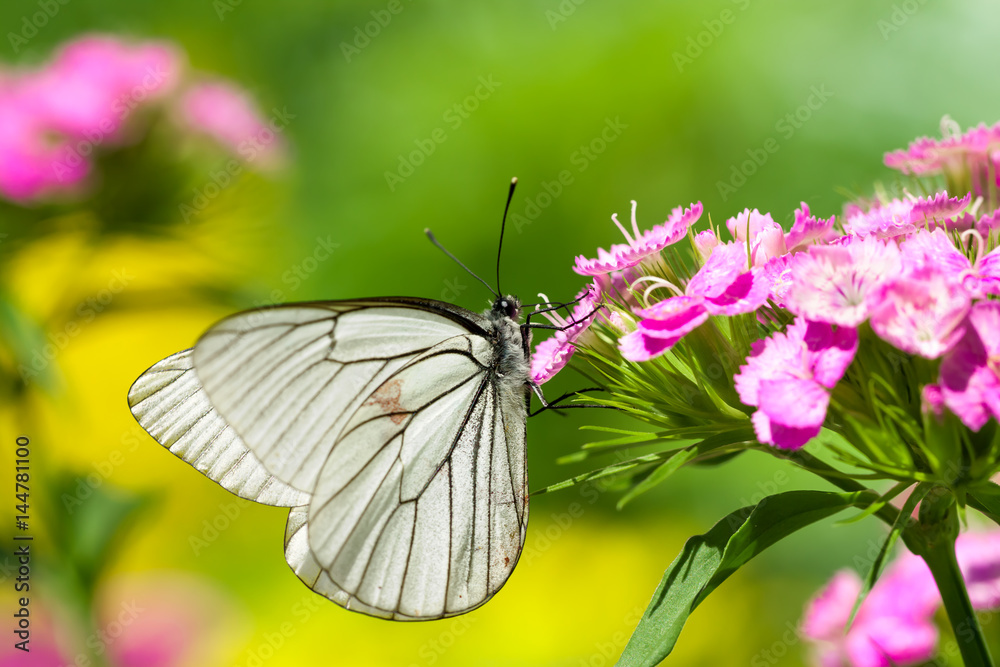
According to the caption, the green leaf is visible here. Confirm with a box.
[968,482,1000,527]
[616,449,696,509]
[616,490,868,667]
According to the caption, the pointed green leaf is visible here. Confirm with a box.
[968,482,1000,527]
[616,489,868,667]
[616,449,696,509]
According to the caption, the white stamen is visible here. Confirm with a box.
[628,276,684,306]
[971,195,984,218]
[630,200,640,240]
[611,212,635,246]
[961,228,986,266]
[535,292,567,327]
[940,114,961,139]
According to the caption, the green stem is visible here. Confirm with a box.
[911,487,995,667]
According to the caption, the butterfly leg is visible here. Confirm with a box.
[527,383,613,417]
[523,305,604,332]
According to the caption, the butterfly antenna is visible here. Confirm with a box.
[496,177,517,296]
[425,229,499,298]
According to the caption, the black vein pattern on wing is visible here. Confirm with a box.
[309,372,482,518]
[497,389,524,529]
[315,368,494,616]
[391,370,491,616]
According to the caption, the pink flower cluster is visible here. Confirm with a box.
[801,530,1000,667]
[0,34,284,203]
[885,117,1000,200]
[533,116,1000,448]
[0,35,180,201]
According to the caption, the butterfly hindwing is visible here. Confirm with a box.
[127,348,309,507]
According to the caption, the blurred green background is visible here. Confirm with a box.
[2,0,1000,665]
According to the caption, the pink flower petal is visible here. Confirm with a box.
[867,265,970,359]
[693,229,719,262]
[957,531,1000,610]
[758,378,830,429]
[751,409,822,449]
[530,335,575,384]
[574,201,701,275]
[180,80,286,166]
[786,202,837,251]
[529,282,602,384]
[726,208,787,266]
[801,570,861,640]
[686,243,770,314]
[802,321,859,389]
[786,235,902,327]
[620,328,680,362]
[940,302,1000,430]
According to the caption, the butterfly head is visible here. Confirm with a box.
[491,294,521,321]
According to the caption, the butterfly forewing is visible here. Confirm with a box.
[191,303,476,493]
[129,298,529,620]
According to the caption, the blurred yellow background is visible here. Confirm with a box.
[2,1,1000,665]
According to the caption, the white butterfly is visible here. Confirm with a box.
[128,294,535,620]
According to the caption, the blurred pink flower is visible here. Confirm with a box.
[30,35,181,139]
[0,34,181,202]
[573,201,701,275]
[802,562,938,667]
[0,82,89,200]
[803,530,1000,667]
[955,531,1000,610]
[0,573,245,667]
[843,192,971,239]
[179,80,286,167]
[885,119,1000,200]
